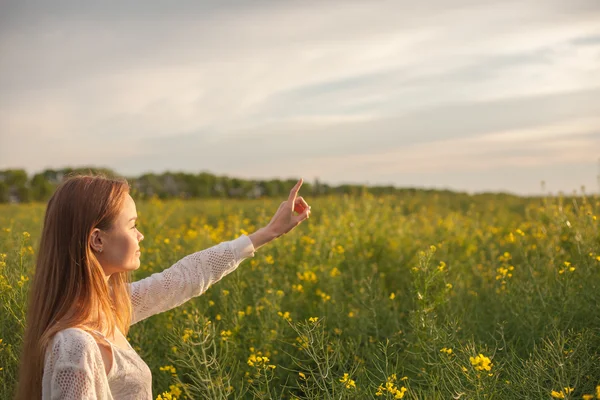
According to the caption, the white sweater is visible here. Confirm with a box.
[42,235,255,399]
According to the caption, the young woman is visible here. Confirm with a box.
[16,174,311,399]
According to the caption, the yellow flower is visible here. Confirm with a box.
[169,384,182,397]
[469,353,492,371]
[550,387,573,399]
[375,374,407,398]
[389,292,396,300]
[299,372,307,380]
[292,284,304,293]
[220,330,233,341]
[308,317,319,323]
[247,349,272,369]
[181,328,194,343]
[339,373,356,389]
[437,261,446,271]
[297,270,318,283]
[159,365,177,374]
[17,275,29,287]
[330,267,341,277]
[278,311,292,322]
[440,347,453,355]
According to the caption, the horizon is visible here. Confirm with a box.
[3,164,597,198]
[1,0,599,196]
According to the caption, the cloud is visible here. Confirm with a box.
[0,0,599,193]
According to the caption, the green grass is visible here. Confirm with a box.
[1,192,599,399]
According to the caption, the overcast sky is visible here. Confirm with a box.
[1,0,599,195]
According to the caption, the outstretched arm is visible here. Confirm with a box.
[129,178,311,325]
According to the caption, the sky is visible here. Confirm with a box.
[1,0,599,195]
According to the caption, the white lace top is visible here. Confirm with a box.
[41,235,255,399]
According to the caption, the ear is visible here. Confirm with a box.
[90,228,105,253]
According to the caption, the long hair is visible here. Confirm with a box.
[16,174,134,399]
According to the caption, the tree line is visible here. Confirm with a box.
[0,167,428,203]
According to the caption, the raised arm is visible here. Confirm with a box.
[130,235,255,325]
[130,178,312,325]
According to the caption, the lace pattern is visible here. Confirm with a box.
[130,235,254,324]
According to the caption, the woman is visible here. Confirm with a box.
[16,174,311,399]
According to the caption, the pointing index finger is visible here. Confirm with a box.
[288,178,303,203]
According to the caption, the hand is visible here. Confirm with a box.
[268,178,311,237]
[248,178,311,250]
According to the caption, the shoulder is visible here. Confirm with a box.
[51,327,98,348]
[46,328,103,364]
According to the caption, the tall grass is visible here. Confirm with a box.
[1,191,599,399]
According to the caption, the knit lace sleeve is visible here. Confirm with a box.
[42,328,109,400]
[130,235,255,325]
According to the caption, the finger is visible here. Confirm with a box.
[294,203,305,214]
[297,197,309,210]
[288,178,303,203]
[294,207,311,223]
[293,197,309,213]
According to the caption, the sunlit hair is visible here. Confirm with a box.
[16,173,133,399]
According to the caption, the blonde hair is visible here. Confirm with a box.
[16,174,133,399]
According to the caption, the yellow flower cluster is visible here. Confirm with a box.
[581,385,600,400]
[558,261,576,275]
[550,387,573,399]
[469,354,492,371]
[220,330,233,341]
[295,335,309,350]
[496,266,514,280]
[297,270,318,283]
[17,275,29,287]
[159,365,176,375]
[375,374,407,398]
[440,347,453,355]
[155,392,175,400]
[247,348,276,370]
[277,311,292,322]
[339,373,356,389]
[315,288,331,302]
[181,328,194,343]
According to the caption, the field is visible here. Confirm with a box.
[1,192,599,399]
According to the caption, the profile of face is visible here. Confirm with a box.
[91,193,144,277]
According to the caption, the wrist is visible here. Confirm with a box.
[248,227,278,251]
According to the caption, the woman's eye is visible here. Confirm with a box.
[132,224,138,230]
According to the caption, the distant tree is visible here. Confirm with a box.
[0,182,8,203]
[30,173,55,201]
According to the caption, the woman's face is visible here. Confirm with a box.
[93,193,144,277]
